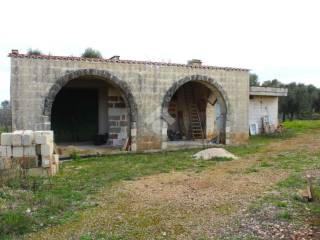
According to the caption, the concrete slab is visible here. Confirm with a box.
[12,146,24,157]
[22,130,34,146]
[35,131,54,144]
[24,146,36,157]
[41,143,53,156]
[1,133,12,146]
[12,131,23,146]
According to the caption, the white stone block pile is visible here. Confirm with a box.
[0,130,59,176]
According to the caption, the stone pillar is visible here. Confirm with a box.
[161,121,168,150]
[131,121,137,152]
[98,88,108,134]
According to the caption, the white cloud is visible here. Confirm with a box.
[0,0,320,101]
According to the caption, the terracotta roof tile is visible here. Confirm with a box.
[8,52,249,72]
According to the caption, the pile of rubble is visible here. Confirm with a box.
[0,130,59,178]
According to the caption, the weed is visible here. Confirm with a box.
[80,234,93,240]
[245,166,258,173]
[259,161,273,168]
[275,201,288,208]
[277,210,291,220]
[210,157,233,162]
[0,211,33,235]
[277,174,304,188]
[70,151,81,161]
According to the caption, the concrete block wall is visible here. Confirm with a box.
[10,54,250,151]
[0,130,59,178]
[249,96,279,133]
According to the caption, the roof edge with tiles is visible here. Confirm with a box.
[8,51,249,72]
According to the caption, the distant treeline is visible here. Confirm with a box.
[250,74,320,121]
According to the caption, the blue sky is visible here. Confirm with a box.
[1,0,319,102]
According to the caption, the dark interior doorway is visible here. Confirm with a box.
[51,88,98,143]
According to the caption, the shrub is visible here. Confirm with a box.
[27,48,42,56]
[81,48,102,58]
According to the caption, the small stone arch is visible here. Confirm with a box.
[161,75,231,148]
[43,69,138,151]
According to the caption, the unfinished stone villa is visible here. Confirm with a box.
[8,50,287,152]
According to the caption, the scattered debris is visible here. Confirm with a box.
[299,175,314,202]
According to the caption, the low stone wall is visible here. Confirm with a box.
[0,130,59,182]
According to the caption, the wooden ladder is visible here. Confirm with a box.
[190,103,204,139]
[184,87,205,140]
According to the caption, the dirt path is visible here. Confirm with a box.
[25,132,320,239]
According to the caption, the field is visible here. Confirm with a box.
[1,120,320,239]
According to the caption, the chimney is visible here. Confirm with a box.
[11,49,19,55]
[110,55,120,60]
[187,59,202,67]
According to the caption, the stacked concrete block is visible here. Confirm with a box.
[22,130,34,146]
[12,147,24,157]
[1,133,12,146]
[0,130,59,177]
[12,131,23,146]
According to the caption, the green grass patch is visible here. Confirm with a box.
[274,201,288,208]
[0,211,33,237]
[0,149,216,237]
[259,161,273,168]
[273,151,320,172]
[277,210,291,220]
[210,157,233,162]
[226,130,294,157]
[283,120,320,134]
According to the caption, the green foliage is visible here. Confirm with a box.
[249,73,260,86]
[81,48,102,58]
[277,210,291,220]
[261,79,283,88]
[0,211,33,236]
[283,120,320,133]
[274,201,288,208]
[27,48,42,56]
[70,151,81,161]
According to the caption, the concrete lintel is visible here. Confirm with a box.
[249,87,288,97]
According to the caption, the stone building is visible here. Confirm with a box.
[8,50,285,152]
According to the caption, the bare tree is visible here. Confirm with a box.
[0,100,12,132]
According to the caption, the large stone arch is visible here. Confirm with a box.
[161,75,231,148]
[43,69,138,151]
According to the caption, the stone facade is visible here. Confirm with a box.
[9,51,250,151]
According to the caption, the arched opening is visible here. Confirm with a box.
[45,70,138,152]
[162,76,228,147]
